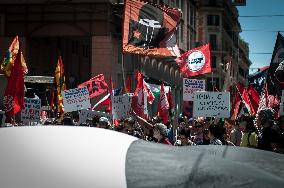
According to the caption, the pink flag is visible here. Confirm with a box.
[78,74,108,99]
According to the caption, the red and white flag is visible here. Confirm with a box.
[176,44,212,77]
[157,82,169,124]
[132,72,148,119]
[3,49,24,122]
[78,74,108,99]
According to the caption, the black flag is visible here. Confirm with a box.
[267,32,284,95]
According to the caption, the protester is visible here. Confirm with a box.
[202,129,210,145]
[175,128,195,146]
[230,120,242,146]
[238,114,258,148]
[192,121,204,145]
[276,115,284,153]
[97,117,110,129]
[208,124,223,145]
[153,123,172,145]
[257,108,282,152]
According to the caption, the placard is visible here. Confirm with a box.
[0,111,5,127]
[280,90,284,116]
[78,109,112,125]
[193,92,230,118]
[183,78,205,101]
[62,87,91,112]
[21,98,41,123]
[112,94,132,120]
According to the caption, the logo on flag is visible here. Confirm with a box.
[187,50,206,72]
[177,44,212,77]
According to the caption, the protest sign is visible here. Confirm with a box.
[21,98,41,123]
[0,111,5,127]
[62,87,91,112]
[112,94,132,120]
[183,78,205,101]
[78,109,112,125]
[280,90,284,116]
[193,92,230,118]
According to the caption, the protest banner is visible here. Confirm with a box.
[62,87,91,112]
[183,78,205,101]
[0,111,5,127]
[193,92,230,118]
[280,90,284,116]
[78,109,112,125]
[112,94,132,120]
[21,98,41,123]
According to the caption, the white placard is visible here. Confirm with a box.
[112,94,132,120]
[280,90,284,116]
[0,111,5,127]
[62,87,91,112]
[78,109,112,125]
[21,98,41,123]
[183,78,205,101]
[193,92,230,118]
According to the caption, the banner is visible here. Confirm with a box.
[21,98,41,123]
[78,109,112,125]
[62,87,91,112]
[78,74,108,99]
[280,90,284,116]
[193,92,230,118]
[112,94,133,120]
[123,0,181,57]
[0,111,5,127]
[183,78,205,101]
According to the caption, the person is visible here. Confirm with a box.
[175,128,195,146]
[97,117,110,129]
[208,124,223,145]
[230,120,242,146]
[192,121,204,145]
[62,116,74,126]
[153,123,172,145]
[257,108,282,152]
[202,129,210,145]
[238,114,258,148]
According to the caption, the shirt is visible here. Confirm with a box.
[240,132,258,148]
[210,138,222,145]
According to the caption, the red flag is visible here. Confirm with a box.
[143,80,155,104]
[246,84,260,115]
[3,50,24,122]
[123,0,181,57]
[157,82,169,124]
[132,71,148,119]
[125,75,131,93]
[167,88,174,121]
[176,44,212,77]
[231,83,244,119]
[78,74,108,99]
[257,83,280,114]
[106,77,114,113]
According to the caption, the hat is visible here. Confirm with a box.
[99,117,110,124]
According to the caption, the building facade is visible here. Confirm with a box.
[0,0,249,117]
[196,0,251,91]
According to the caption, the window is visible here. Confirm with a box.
[207,15,219,26]
[206,77,220,91]
[209,34,217,50]
[82,45,89,58]
[209,0,217,6]
[211,56,216,68]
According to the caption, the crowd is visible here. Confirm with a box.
[2,107,284,154]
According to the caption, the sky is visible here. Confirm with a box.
[237,0,284,72]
